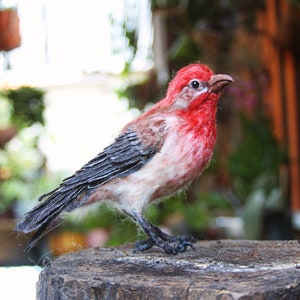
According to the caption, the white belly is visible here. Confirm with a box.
[91,115,216,214]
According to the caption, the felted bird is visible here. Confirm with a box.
[15,63,233,254]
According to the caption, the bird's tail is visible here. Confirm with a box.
[15,186,89,252]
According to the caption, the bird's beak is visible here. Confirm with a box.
[208,74,234,93]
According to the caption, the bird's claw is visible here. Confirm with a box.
[129,212,196,255]
[134,234,196,254]
[173,236,196,253]
[133,238,154,253]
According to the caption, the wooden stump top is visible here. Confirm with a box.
[37,240,300,299]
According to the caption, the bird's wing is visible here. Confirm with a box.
[50,129,159,197]
[15,126,166,249]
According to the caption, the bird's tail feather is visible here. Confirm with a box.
[15,186,88,251]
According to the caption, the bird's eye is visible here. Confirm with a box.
[190,80,200,89]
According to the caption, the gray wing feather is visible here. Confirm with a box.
[15,129,158,250]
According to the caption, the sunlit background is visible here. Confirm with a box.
[1,0,152,171]
[1,0,300,298]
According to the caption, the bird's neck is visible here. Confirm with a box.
[177,95,219,131]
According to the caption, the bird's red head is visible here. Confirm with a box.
[164,63,233,110]
[172,64,214,88]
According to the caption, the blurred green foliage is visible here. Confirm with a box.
[0,87,61,215]
[227,74,288,239]
[229,112,287,200]
[2,86,45,129]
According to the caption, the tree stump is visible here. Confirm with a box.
[37,240,300,299]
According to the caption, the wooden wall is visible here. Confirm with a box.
[257,0,300,214]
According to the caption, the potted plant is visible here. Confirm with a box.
[0,5,21,51]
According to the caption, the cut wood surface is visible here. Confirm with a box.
[37,240,300,299]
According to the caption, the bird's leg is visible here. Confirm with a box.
[134,238,154,252]
[128,211,196,254]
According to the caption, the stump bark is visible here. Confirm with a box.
[37,240,300,299]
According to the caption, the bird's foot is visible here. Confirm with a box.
[134,234,196,254]
[130,212,196,254]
